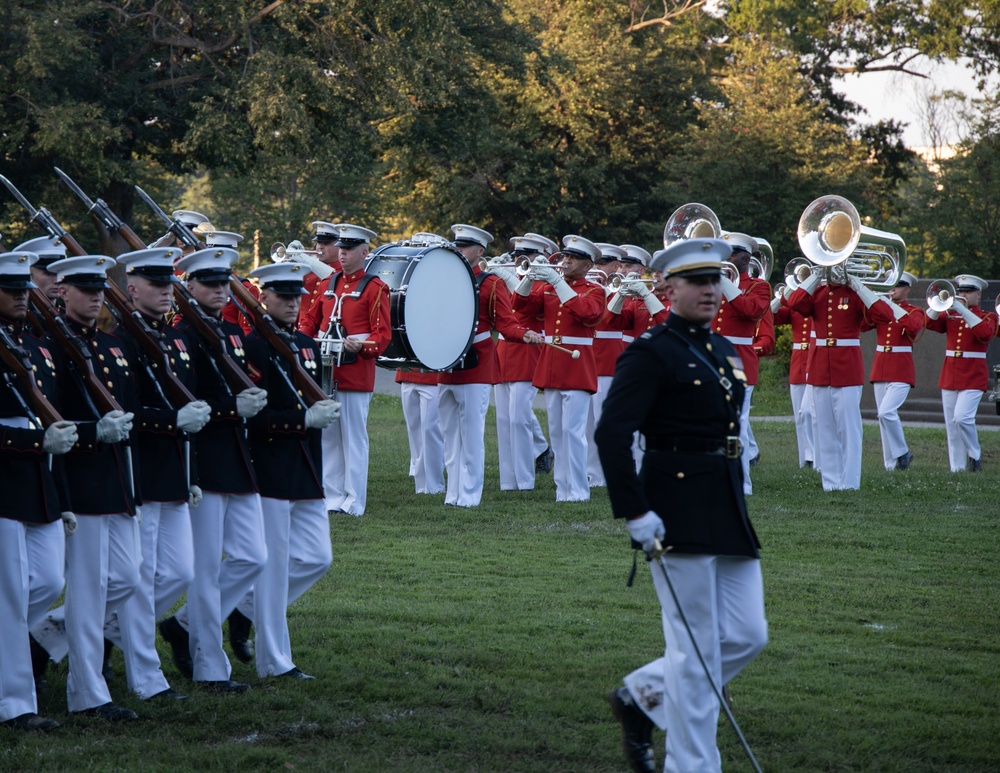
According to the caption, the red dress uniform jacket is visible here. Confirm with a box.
[773,303,813,385]
[753,308,775,357]
[623,293,670,344]
[439,269,527,386]
[497,300,543,383]
[712,274,771,386]
[862,300,925,387]
[593,299,626,377]
[297,268,339,327]
[512,277,605,393]
[298,269,392,392]
[395,369,439,386]
[221,279,258,335]
[925,306,999,391]
[789,284,894,387]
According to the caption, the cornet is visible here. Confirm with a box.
[271,240,320,262]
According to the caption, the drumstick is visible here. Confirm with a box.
[535,340,580,359]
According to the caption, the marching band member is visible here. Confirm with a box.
[396,368,446,495]
[745,306,776,467]
[0,250,76,732]
[31,255,140,721]
[160,247,268,694]
[713,233,770,495]
[789,268,895,491]
[298,223,391,515]
[103,248,211,702]
[861,272,925,470]
[614,245,667,346]
[596,238,766,773]
[298,221,341,326]
[771,287,815,468]
[512,235,605,502]
[494,234,554,491]
[925,274,999,472]
[587,243,629,487]
[438,224,538,508]
[233,262,340,679]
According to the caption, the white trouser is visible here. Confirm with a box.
[439,382,491,508]
[941,389,983,471]
[56,514,140,712]
[106,501,193,699]
[623,555,767,773]
[322,390,373,515]
[495,381,547,490]
[874,382,911,470]
[812,385,863,491]
[0,518,33,722]
[586,375,613,487]
[790,383,814,467]
[545,389,591,502]
[234,498,332,677]
[740,384,754,495]
[745,420,758,460]
[175,492,266,682]
[400,383,445,494]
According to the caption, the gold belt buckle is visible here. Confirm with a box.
[725,436,742,459]
[883,345,892,353]
[826,337,836,347]
[553,335,562,345]
[955,351,963,358]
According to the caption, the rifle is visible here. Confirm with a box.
[0,325,63,427]
[54,169,197,408]
[0,175,89,258]
[134,184,325,403]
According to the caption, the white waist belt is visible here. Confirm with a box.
[623,335,635,343]
[725,336,754,346]
[815,338,860,347]
[945,350,986,359]
[545,335,592,346]
[792,342,810,350]
[473,331,492,344]
[595,331,623,339]
[348,332,371,340]
[879,345,912,353]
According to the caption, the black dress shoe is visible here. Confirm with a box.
[79,702,138,722]
[749,453,761,467]
[279,667,315,680]
[198,679,251,694]
[3,712,60,732]
[535,446,554,474]
[29,635,50,696]
[895,452,914,470]
[607,687,656,773]
[102,638,115,683]
[968,457,983,472]
[147,688,189,701]
[227,609,254,664]
[158,616,193,680]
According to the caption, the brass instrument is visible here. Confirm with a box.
[782,257,821,292]
[608,273,654,296]
[663,203,721,247]
[796,195,906,291]
[753,238,774,282]
[271,240,320,262]
[925,279,957,313]
[586,269,609,287]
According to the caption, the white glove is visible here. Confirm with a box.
[553,276,576,304]
[96,410,135,443]
[607,291,626,315]
[61,511,77,536]
[770,296,782,314]
[925,307,940,320]
[43,421,78,455]
[284,249,333,280]
[888,301,908,321]
[847,275,881,308]
[533,266,560,285]
[515,274,535,296]
[176,400,211,433]
[188,485,203,508]
[305,399,341,429]
[236,387,268,418]
[626,511,666,553]
[953,301,981,327]
[643,293,666,316]
[721,277,741,301]
[798,270,821,295]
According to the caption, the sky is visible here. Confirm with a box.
[835,58,988,149]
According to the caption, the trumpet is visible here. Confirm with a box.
[271,240,320,262]
[586,269,609,287]
[721,261,740,284]
[926,279,958,313]
[796,195,906,291]
[782,257,822,291]
[608,274,654,295]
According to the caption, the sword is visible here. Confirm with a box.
[647,540,763,773]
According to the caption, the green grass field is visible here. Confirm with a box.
[6,389,999,772]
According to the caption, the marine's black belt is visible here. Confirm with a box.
[645,436,742,459]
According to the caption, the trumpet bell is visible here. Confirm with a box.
[271,242,289,262]
[797,195,861,267]
[927,279,956,313]
[754,237,774,281]
[663,203,721,248]
[783,257,817,291]
[721,261,740,284]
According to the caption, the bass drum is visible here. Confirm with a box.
[365,243,479,371]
